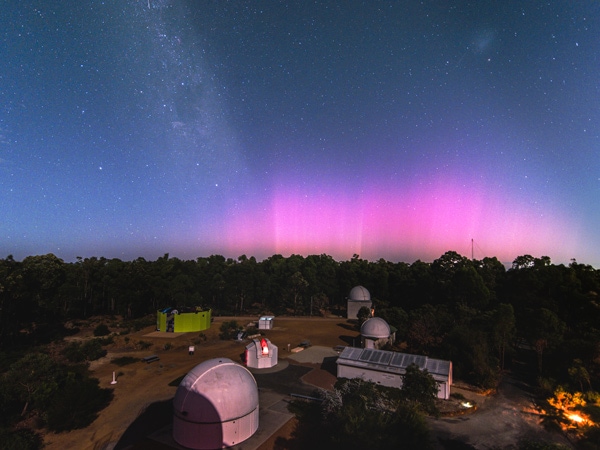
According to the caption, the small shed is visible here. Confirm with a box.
[245,338,278,369]
[336,347,453,399]
[258,315,274,330]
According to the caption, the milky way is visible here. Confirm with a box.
[1,1,599,266]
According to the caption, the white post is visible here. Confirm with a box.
[111,371,117,385]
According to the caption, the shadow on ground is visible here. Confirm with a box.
[114,399,172,450]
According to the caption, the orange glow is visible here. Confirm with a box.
[547,388,594,429]
[568,413,585,424]
[261,338,269,355]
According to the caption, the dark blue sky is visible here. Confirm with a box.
[2,1,599,266]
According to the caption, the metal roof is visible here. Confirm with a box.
[337,347,451,381]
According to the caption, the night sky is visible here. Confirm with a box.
[2,1,599,267]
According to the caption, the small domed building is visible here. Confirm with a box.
[245,338,278,369]
[346,285,372,319]
[360,317,394,349]
[172,358,259,449]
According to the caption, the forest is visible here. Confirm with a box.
[1,251,600,447]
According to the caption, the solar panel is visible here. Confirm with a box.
[340,346,364,361]
[389,352,407,368]
[378,351,392,365]
[359,348,376,362]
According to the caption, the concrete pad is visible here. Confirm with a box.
[287,345,339,364]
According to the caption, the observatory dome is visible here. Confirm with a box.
[349,285,371,302]
[361,317,391,339]
[172,358,259,449]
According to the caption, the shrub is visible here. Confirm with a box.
[62,339,107,363]
[192,333,207,345]
[98,335,114,346]
[219,321,241,340]
[131,316,156,331]
[62,342,86,363]
[93,324,110,337]
[138,340,152,350]
[111,356,137,367]
[45,375,113,431]
[0,427,43,450]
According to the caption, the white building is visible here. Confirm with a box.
[336,347,453,400]
[172,358,259,449]
[258,315,274,330]
[346,285,372,319]
[360,317,394,349]
[245,338,278,369]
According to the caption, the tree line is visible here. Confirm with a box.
[1,251,600,389]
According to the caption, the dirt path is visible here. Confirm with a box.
[429,373,574,449]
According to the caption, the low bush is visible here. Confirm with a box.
[45,375,113,431]
[219,321,241,340]
[0,427,43,450]
[111,356,137,367]
[62,339,107,363]
[93,323,110,337]
[138,340,152,350]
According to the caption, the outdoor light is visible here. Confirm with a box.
[568,413,585,424]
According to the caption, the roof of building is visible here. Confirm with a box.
[348,285,371,302]
[173,358,258,423]
[360,317,391,339]
[337,347,452,382]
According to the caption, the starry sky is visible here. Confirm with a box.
[2,1,599,267]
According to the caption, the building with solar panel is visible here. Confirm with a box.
[336,346,453,399]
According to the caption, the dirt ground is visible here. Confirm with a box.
[40,316,575,450]
[41,316,351,450]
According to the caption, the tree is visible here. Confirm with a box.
[356,306,371,327]
[490,304,517,370]
[45,373,112,431]
[526,308,566,373]
[289,271,308,315]
[316,378,432,449]
[2,353,63,417]
[406,304,450,355]
[400,364,440,416]
[378,306,408,341]
[568,359,591,392]
[512,254,536,270]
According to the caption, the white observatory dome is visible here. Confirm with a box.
[349,285,371,301]
[172,358,259,449]
[361,317,391,339]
